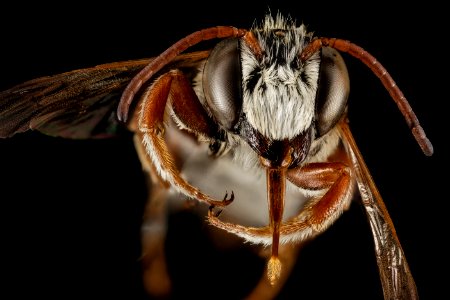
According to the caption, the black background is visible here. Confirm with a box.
[0,1,447,299]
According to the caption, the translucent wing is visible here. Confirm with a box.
[0,51,209,139]
[339,119,419,300]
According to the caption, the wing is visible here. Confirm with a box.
[0,51,209,139]
[338,119,419,300]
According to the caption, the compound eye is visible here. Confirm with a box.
[315,47,350,137]
[203,38,242,130]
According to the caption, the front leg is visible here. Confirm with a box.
[208,160,353,296]
[132,69,235,297]
[208,161,354,247]
[138,70,233,208]
[285,162,354,238]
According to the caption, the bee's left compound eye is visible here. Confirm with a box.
[203,38,242,130]
[315,47,350,137]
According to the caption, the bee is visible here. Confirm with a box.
[0,13,432,299]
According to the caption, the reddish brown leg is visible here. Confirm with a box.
[134,69,234,297]
[168,70,218,137]
[208,160,353,295]
[208,161,353,248]
[286,162,353,234]
[138,70,233,208]
[133,133,172,298]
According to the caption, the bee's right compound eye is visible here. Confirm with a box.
[203,38,243,130]
[315,47,350,137]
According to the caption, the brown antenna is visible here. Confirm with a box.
[300,37,433,157]
[117,26,247,122]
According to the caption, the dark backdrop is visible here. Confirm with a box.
[0,1,446,299]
